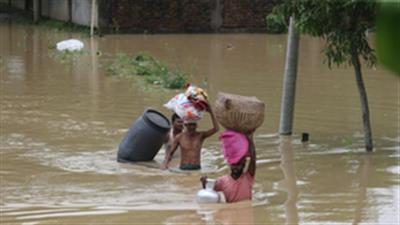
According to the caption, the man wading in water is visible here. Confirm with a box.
[162,105,219,170]
[163,113,184,159]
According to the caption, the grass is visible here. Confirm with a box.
[106,53,188,90]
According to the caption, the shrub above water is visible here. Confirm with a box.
[107,53,188,90]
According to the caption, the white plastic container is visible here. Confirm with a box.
[196,178,220,204]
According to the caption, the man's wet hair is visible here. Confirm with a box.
[171,113,181,123]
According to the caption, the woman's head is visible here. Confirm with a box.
[229,157,246,179]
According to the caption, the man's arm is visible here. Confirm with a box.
[163,143,172,166]
[162,135,180,169]
[202,106,219,139]
[247,132,256,177]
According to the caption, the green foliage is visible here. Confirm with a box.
[273,0,377,68]
[266,13,287,33]
[106,53,136,76]
[342,137,353,146]
[163,69,187,89]
[107,52,188,90]
[376,2,400,75]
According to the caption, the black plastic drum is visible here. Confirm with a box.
[118,109,171,162]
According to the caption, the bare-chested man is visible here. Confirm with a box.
[162,106,219,170]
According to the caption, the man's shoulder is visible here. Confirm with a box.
[177,132,188,138]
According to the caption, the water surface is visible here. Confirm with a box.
[0,24,399,224]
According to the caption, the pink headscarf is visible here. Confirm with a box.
[220,130,249,165]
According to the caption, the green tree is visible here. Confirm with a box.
[271,0,377,151]
[376,1,400,75]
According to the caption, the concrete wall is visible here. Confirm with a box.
[46,0,69,21]
[41,0,49,17]
[39,0,94,26]
[72,0,94,26]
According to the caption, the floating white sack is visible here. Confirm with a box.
[56,39,84,51]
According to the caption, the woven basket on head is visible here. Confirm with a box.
[215,92,265,133]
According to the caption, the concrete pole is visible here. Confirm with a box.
[90,0,97,37]
[211,0,223,32]
[33,0,40,23]
[279,17,300,135]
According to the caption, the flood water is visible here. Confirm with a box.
[0,23,399,225]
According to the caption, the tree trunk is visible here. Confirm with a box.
[351,48,373,152]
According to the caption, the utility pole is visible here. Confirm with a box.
[90,0,97,37]
[279,17,300,135]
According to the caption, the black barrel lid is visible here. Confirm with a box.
[144,109,171,131]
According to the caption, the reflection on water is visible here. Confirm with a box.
[164,201,255,225]
[278,136,299,225]
[352,154,370,225]
[0,23,399,224]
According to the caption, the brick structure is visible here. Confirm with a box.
[223,0,280,30]
[99,0,281,33]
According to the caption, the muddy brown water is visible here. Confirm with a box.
[0,24,399,224]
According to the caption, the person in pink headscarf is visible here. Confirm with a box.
[201,130,256,203]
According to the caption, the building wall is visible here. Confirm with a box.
[223,0,279,29]
[10,0,26,9]
[41,0,49,17]
[6,0,280,33]
[46,0,69,21]
[39,0,94,26]
[72,0,94,27]
[99,0,281,33]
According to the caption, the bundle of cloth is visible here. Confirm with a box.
[220,130,249,165]
[164,84,209,123]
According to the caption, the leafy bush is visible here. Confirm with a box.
[266,13,287,33]
[163,69,188,89]
[106,52,188,90]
